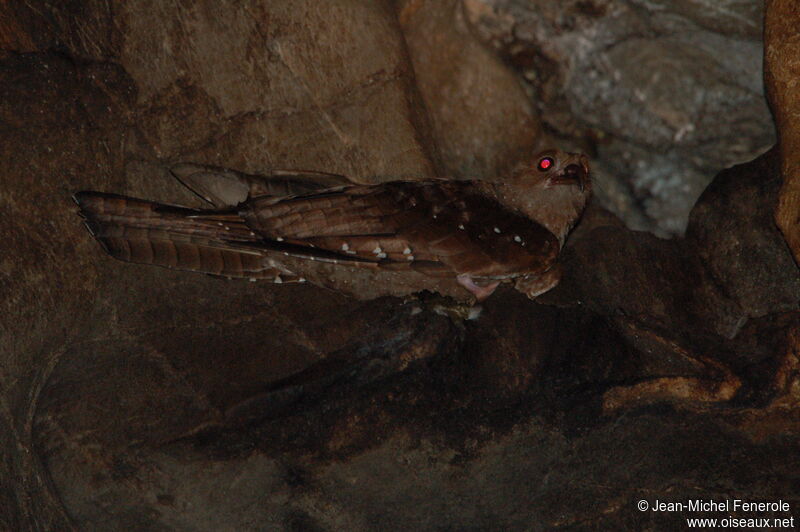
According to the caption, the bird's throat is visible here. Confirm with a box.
[482,181,586,247]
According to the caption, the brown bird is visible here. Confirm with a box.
[74,149,590,303]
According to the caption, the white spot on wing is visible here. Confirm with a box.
[341,242,349,251]
[494,227,501,233]
[407,255,414,261]
[403,247,412,255]
[249,278,257,282]
[276,237,284,242]
[514,235,522,242]
[377,252,387,259]
[274,275,283,284]
[458,224,465,230]
[372,246,382,254]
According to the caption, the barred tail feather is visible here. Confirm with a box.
[73,191,297,281]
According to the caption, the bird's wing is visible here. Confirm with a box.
[240,181,559,278]
[171,163,353,208]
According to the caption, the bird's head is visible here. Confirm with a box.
[503,148,592,244]
[520,149,591,194]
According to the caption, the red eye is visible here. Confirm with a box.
[537,157,554,171]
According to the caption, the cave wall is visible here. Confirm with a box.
[766,0,800,266]
[1,1,799,530]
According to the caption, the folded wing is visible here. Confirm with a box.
[240,181,559,279]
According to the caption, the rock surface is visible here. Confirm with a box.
[1,1,800,531]
[765,0,800,265]
[466,0,775,235]
[398,0,542,179]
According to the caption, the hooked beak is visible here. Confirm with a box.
[549,161,588,192]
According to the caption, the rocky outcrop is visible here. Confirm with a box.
[397,0,542,179]
[466,0,775,235]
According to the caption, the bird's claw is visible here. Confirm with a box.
[514,266,562,299]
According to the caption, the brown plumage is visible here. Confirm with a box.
[74,150,591,301]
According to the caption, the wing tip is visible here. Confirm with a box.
[72,190,98,212]
[72,191,137,215]
[81,220,98,237]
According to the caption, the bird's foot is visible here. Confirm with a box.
[404,291,482,321]
[456,274,500,302]
[514,266,562,299]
